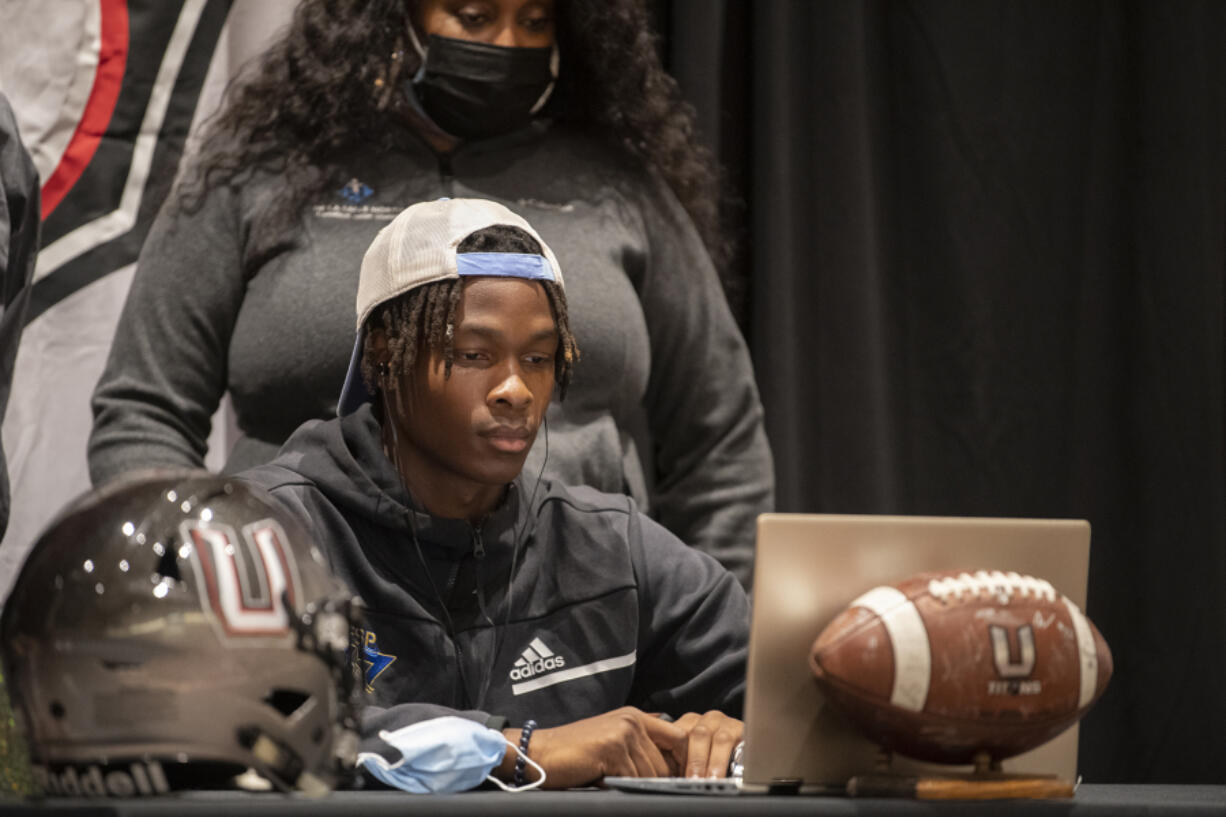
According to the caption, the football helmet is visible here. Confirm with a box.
[0,470,362,796]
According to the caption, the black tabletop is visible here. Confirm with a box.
[1,785,1223,816]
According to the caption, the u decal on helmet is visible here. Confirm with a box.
[180,519,300,639]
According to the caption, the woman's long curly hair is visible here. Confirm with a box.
[179,0,731,271]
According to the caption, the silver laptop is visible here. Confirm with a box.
[607,513,1091,796]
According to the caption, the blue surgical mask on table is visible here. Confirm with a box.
[406,27,559,139]
[357,716,545,793]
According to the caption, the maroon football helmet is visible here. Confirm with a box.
[1,471,362,796]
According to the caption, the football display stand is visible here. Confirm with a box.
[846,750,1076,800]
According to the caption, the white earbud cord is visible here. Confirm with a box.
[383,387,478,708]
[476,412,548,707]
[381,382,549,711]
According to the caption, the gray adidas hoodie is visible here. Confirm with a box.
[239,405,748,752]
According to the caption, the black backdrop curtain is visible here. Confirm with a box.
[659,0,1226,784]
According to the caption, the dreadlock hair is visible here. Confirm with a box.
[359,225,579,410]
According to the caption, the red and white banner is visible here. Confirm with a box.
[0,0,298,601]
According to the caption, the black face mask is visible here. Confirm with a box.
[410,34,558,140]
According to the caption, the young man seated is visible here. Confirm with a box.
[240,198,749,792]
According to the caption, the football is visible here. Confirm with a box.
[809,569,1112,765]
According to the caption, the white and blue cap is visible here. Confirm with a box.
[338,198,563,416]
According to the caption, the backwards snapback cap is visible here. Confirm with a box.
[337,198,564,416]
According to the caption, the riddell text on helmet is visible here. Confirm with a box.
[33,761,170,797]
[509,655,566,681]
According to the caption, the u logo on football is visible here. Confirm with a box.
[181,519,299,640]
[989,624,1036,678]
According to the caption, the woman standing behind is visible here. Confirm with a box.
[89,0,772,585]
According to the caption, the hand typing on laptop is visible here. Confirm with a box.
[671,710,745,779]
[495,708,744,789]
